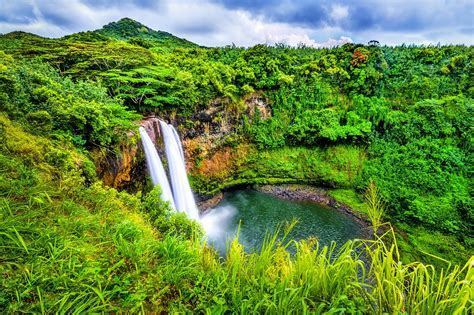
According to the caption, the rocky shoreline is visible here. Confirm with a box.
[254,184,370,230]
[197,191,223,211]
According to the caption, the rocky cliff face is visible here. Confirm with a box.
[93,94,271,194]
[93,116,164,191]
[140,116,162,145]
[95,140,144,191]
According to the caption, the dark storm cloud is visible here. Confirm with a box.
[0,0,472,45]
[268,6,329,29]
[345,7,375,31]
[0,1,68,27]
[80,0,160,8]
[0,0,162,30]
[213,0,474,32]
[0,1,36,24]
[339,3,440,32]
[213,1,331,28]
[174,23,217,35]
[40,9,81,29]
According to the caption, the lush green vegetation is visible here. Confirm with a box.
[0,115,471,312]
[94,18,198,48]
[0,18,472,312]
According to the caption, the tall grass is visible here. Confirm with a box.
[1,116,471,313]
[1,180,472,313]
[190,222,472,314]
[365,179,385,235]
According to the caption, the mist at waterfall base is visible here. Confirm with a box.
[139,123,362,256]
[201,190,364,256]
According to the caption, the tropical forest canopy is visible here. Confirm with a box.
[0,18,472,313]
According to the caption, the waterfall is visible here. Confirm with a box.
[171,126,185,163]
[159,121,199,220]
[140,120,232,251]
[138,127,176,209]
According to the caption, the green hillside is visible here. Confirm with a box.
[0,19,472,313]
[0,18,198,50]
[94,17,198,48]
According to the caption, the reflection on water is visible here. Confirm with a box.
[201,189,364,255]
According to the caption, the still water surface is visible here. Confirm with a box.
[201,189,364,255]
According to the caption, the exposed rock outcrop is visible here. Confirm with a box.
[92,133,145,191]
[93,94,271,193]
[140,116,162,145]
[245,95,271,120]
[93,116,164,191]
[197,191,224,211]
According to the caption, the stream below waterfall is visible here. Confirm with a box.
[201,189,365,255]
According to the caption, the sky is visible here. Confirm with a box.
[0,0,473,47]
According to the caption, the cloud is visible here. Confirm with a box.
[154,2,351,47]
[330,5,349,21]
[214,0,474,31]
[0,1,36,24]
[213,0,474,43]
[80,0,160,8]
[0,0,472,46]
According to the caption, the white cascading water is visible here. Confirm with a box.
[171,126,185,163]
[140,121,233,250]
[138,126,176,210]
[159,121,199,220]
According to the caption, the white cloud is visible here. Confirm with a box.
[0,20,61,37]
[131,1,352,47]
[1,0,471,46]
[0,0,354,47]
[330,4,349,21]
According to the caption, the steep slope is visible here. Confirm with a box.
[94,17,198,48]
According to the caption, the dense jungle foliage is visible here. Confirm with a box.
[0,18,472,312]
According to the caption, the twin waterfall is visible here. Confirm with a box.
[138,121,199,220]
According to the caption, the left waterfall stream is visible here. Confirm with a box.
[139,122,229,254]
[138,126,176,210]
[138,122,199,220]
